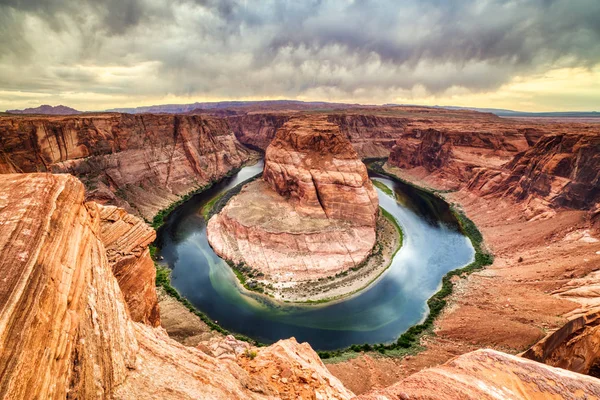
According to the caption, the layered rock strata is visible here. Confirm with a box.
[208,116,379,284]
[357,349,600,399]
[98,204,160,326]
[472,133,600,211]
[0,114,252,220]
[0,172,354,399]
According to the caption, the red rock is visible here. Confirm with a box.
[97,204,160,326]
[0,114,252,220]
[523,309,600,375]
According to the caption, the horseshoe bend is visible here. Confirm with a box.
[0,104,599,399]
[1,2,600,395]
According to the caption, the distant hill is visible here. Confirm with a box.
[6,105,81,115]
[434,106,599,118]
[383,104,600,118]
[107,100,369,114]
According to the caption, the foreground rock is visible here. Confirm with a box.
[208,116,379,286]
[0,113,252,220]
[357,349,600,399]
[0,172,354,399]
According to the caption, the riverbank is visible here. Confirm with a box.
[150,155,263,346]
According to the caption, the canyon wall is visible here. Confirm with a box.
[387,116,599,215]
[327,114,407,157]
[228,113,290,151]
[0,114,252,220]
[98,204,160,326]
[475,133,600,211]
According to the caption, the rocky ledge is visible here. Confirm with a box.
[207,116,380,294]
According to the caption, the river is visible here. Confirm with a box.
[155,161,474,350]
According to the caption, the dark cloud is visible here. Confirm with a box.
[0,0,599,107]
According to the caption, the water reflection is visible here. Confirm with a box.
[156,163,474,350]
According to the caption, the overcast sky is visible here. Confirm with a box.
[1,0,599,111]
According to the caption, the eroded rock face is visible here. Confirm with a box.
[208,116,379,283]
[0,172,355,400]
[523,310,600,376]
[357,349,600,400]
[486,133,600,210]
[0,173,138,399]
[389,128,453,172]
[98,204,160,326]
[263,116,379,226]
[229,113,291,151]
[0,114,251,220]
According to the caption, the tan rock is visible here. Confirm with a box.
[523,309,600,375]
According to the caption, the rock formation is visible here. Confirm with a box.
[327,114,407,157]
[0,114,252,220]
[0,172,354,399]
[98,204,160,326]
[486,133,599,210]
[523,309,600,376]
[228,113,291,151]
[208,116,379,284]
[389,128,453,172]
[357,349,600,399]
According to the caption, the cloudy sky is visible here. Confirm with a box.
[1,0,599,111]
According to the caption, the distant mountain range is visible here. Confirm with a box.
[6,101,599,118]
[6,104,81,115]
[106,100,368,114]
[385,104,600,118]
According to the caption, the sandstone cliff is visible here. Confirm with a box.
[0,114,252,220]
[228,113,290,151]
[327,114,407,157]
[208,116,379,284]
[389,128,453,172]
[0,172,355,399]
[481,133,600,211]
[98,204,160,326]
[0,173,138,399]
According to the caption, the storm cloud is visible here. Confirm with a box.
[1,0,599,109]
